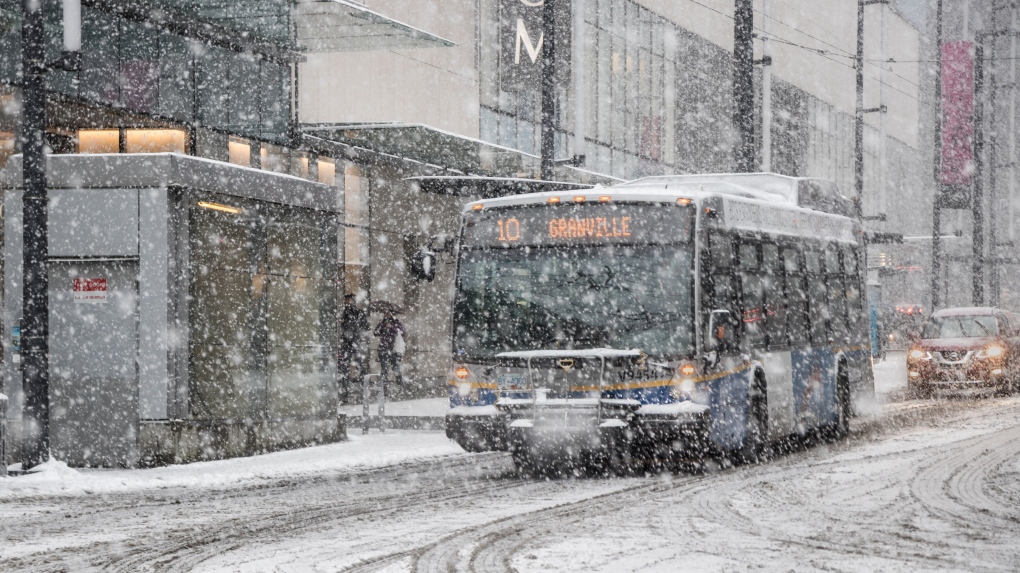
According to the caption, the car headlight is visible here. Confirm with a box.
[978,345,1005,359]
[908,347,930,360]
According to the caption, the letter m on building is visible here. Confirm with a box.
[515,18,543,64]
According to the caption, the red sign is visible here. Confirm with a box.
[73,278,108,304]
[941,42,974,185]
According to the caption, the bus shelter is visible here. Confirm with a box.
[2,154,344,467]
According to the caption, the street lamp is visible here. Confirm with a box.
[19,0,80,470]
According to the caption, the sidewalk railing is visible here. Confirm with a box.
[1,393,7,477]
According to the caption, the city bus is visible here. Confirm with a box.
[445,173,874,473]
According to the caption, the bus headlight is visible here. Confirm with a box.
[671,378,695,400]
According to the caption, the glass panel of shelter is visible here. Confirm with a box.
[188,193,339,421]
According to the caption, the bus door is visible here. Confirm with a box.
[703,232,751,450]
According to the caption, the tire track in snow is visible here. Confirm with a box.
[82,453,511,573]
[911,423,1020,532]
[388,398,1020,573]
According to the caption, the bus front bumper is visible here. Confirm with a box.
[506,402,712,453]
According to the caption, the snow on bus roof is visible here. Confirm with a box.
[616,173,800,202]
[462,173,849,217]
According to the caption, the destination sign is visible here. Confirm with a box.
[463,203,694,248]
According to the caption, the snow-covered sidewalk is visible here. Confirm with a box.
[0,430,463,500]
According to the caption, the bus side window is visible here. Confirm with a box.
[783,248,807,345]
[809,277,830,345]
[710,232,734,268]
[827,276,848,343]
[741,273,767,348]
[843,247,864,335]
[846,282,863,334]
[804,250,821,275]
[762,243,787,348]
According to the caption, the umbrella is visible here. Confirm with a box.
[369,300,404,314]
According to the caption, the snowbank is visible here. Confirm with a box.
[0,430,464,500]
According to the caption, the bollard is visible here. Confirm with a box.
[378,376,386,433]
[0,393,7,477]
[361,374,381,435]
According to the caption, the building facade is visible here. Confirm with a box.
[2,0,937,465]
[302,0,927,354]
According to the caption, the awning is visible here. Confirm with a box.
[406,176,593,198]
[293,0,456,52]
[301,122,623,185]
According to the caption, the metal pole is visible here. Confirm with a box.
[362,373,371,434]
[572,0,586,166]
[973,43,985,306]
[761,0,772,172]
[878,4,888,216]
[854,0,865,218]
[20,0,51,471]
[540,0,557,180]
[1010,5,1017,244]
[989,37,999,306]
[931,0,944,310]
[378,376,386,433]
[733,0,754,173]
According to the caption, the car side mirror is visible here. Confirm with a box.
[707,309,738,355]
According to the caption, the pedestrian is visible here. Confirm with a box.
[338,294,370,403]
[375,308,406,388]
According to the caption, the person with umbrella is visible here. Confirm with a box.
[374,304,407,387]
[338,294,370,403]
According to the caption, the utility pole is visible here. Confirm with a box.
[20,0,81,470]
[733,0,755,173]
[931,0,944,310]
[540,0,557,180]
[761,0,772,172]
[855,0,889,218]
[973,43,985,305]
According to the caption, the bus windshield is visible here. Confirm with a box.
[453,244,695,359]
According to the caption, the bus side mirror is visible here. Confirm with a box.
[411,249,436,282]
[707,309,738,354]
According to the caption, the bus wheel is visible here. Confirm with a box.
[739,373,769,464]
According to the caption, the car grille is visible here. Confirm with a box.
[936,350,971,364]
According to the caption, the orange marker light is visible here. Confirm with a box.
[680,363,696,377]
[599,195,612,203]
[677,197,692,205]
[548,197,561,204]
[472,204,484,211]
[574,196,586,203]
[454,366,470,379]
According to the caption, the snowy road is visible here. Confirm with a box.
[3,396,1020,571]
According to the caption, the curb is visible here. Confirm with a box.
[348,416,446,431]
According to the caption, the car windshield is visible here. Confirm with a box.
[922,315,999,339]
[453,244,695,359]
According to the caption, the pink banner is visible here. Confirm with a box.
[941,42,974,185]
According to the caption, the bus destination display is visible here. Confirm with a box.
[465,203,693,248]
